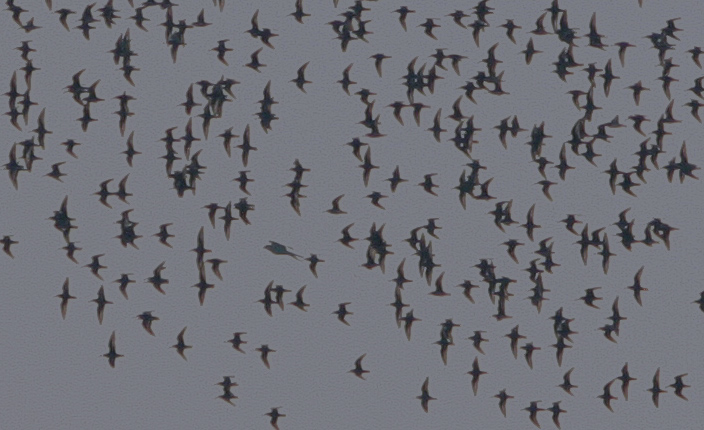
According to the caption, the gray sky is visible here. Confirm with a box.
[1,0,703,429]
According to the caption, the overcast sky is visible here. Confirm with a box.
[1,0,703,429]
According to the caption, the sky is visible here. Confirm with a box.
[1,0,703,429]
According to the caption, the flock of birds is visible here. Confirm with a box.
[3,0,703,428]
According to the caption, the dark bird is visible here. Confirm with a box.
[103,331,123,368]
[502,239,524,264]
[417,377,435,413]
[172,327,191,360]
[206,258,227,281]
[265,407,285,430]
[146,261,168,295]
[616,41,635,66]
[418,18,440,40]
[290,0,309,23]
[386,166,407,192]
[256,344,275,369]
[56,8,75,31]
[506,325,526,359]
[349,353,369,379]
[113,273,134,300]
[500,19,521,43]
[393,6,414,31]
[154,223,174,248]
[578,287,602,308]
[56,278,75,319]
[537,180,557,201]
[522,38,542,65]
[334,302,352,325]
[401,309,420,341]
[1,235,18,258]
[468,357,486,395]
[137,311,159,336]
[419,173,438,196]
[338,63,356,95]
[359,148,378,187]
[598,379,618,412]
[524,401,544,429]
[258,282,276,317]
[292,62,311,93]
[618,363,636,401]
[91,286,112,325]
[192,227,212,265]
[469,330,488,354]
[670,374,690,401]
[371,53,391,78]
[559,367,577,395]
[226,332,247,353]
[521,343,540,369]
[627,266,647,306]
[495,389,514,417]
[547,402,566,430]
[289,285,309,311]
[121,132,141,167]
[192,266,215,306]
[305,254,323,278]
[84,254,107,280]
[246,48,266,72]
[339,223,357,248]
[327,195,346,214]
[212,39,232,65]
[272,284,290,311]
[648,368,667,407]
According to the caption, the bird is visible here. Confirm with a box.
[154,223,174,248]
[370,53,391,77]
[225,332,247,353]
[547,401,566,429]
[84,254,107,280]
[291,62,311,93]
[468,357,486,395]
[521,343,541,369]
[1,236,18,258]
[559,367,578,395]
[339,223,357,248]
[495,389,514,417]
[386,166,408,192]
[417,377,435,413]
[349,353,369,379]
[627,266,647,306]
[617,363,636,400]
[265,407,285,430]
[524,401,544,428]
[171,327,192,360]
[598,379,617,412]
[578,287,602,308]
[137,311,159,336]
[265,241,302,259]
[56,278,76,320]
[91,286,112,325]
[670,374,690,401]
[103,331,123,368]
[146,262,168,295]
[506,325,526,359]
[256,344,275,368]
[212,39,232,65]
[289,285,310,311]
[305,255,323,278]
[647,368,667,407]
[393,6,414,31]
[333,302,352,325]
[327,195,346,214]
